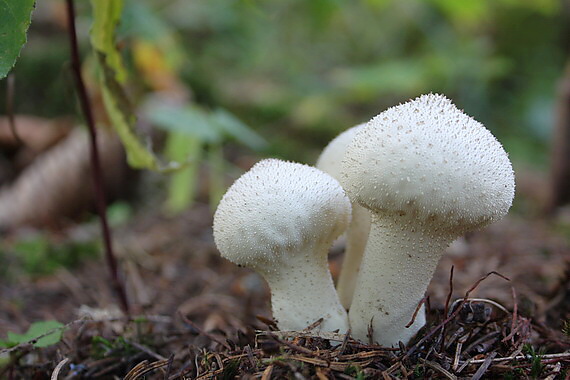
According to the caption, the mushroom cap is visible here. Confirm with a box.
[213,159,352,268]
[316,124,366,180]
[340,94,515,232]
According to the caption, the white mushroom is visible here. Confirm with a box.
[316,124,372,310]
[340,94,515,346]
[213,159,351,332]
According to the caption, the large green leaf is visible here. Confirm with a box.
[90,0,127,82]
[90,0,180,172]
[0,0,35,79]
[98,55,161,170]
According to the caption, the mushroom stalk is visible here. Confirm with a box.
[335,205,371,309]
[316,124,371,310]
[349,213,451,345]
[259,241,349,331]
[339,94,515,346]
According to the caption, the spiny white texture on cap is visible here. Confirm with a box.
[213,159,351,332]
[316,124,372,310]
[341,94,515,347]
[341,93,515,232]
[214,159,351,268]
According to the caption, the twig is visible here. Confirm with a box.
[50,358,70,380]
[448,298,510,317]
[503,286,519,343]
[440,265,455,351]
[418,358,457,380]
[452,333,467,371]
[179,313,232,350]
[404,271,510,359]
[261,330,349,343]
[461,331,500,357]
[125,339,167,361]
[65,0,129,316]
[335,328,351,356]
[367,317,375,345]
[405,294,428,328]
[163,354,174,380]
[244,345,258,370]
[470,351,497,380]
[303,318,324,331]
[124,359,170,380]
[267,333,318,356]
[462,351,570,365]
[261,364,274,380]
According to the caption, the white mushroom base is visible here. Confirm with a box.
[348,213,451,347]
[258,244,349,333]
[336,204,372,309]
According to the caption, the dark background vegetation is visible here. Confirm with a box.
[6,0,569,164]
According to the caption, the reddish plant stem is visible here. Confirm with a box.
[65,0,130,316]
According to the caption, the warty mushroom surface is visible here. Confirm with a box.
[340,93,515,346]
[213,158,351,332]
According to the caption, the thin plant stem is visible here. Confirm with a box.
[65,0,130,316]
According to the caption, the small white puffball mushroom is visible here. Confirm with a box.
[340,94,515,346]
[213,159,351,332]
[316,124,372,310]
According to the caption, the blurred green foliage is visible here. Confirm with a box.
[2,0,568,201]
[91,336,138,359]
[159,0,564,164]
[4,233,100,277]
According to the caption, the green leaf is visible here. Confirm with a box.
[148,103,267,151]
[164,133,202,214]
[6,320,65,348]
[211,109,267,151]
[149,104,222,143]
[90,0,127,82]
[90,2,180,172]
[0,0,36,79]
[98,55,161,170]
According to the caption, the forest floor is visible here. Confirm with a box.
[0,199,569,379]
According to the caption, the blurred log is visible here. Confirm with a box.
[0,115,73,171]
[547,62,570,213]
[0,128,129,230]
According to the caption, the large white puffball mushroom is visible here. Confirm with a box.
[213,159,351,332]
[316,124,372,310]
[341,94,515,346]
